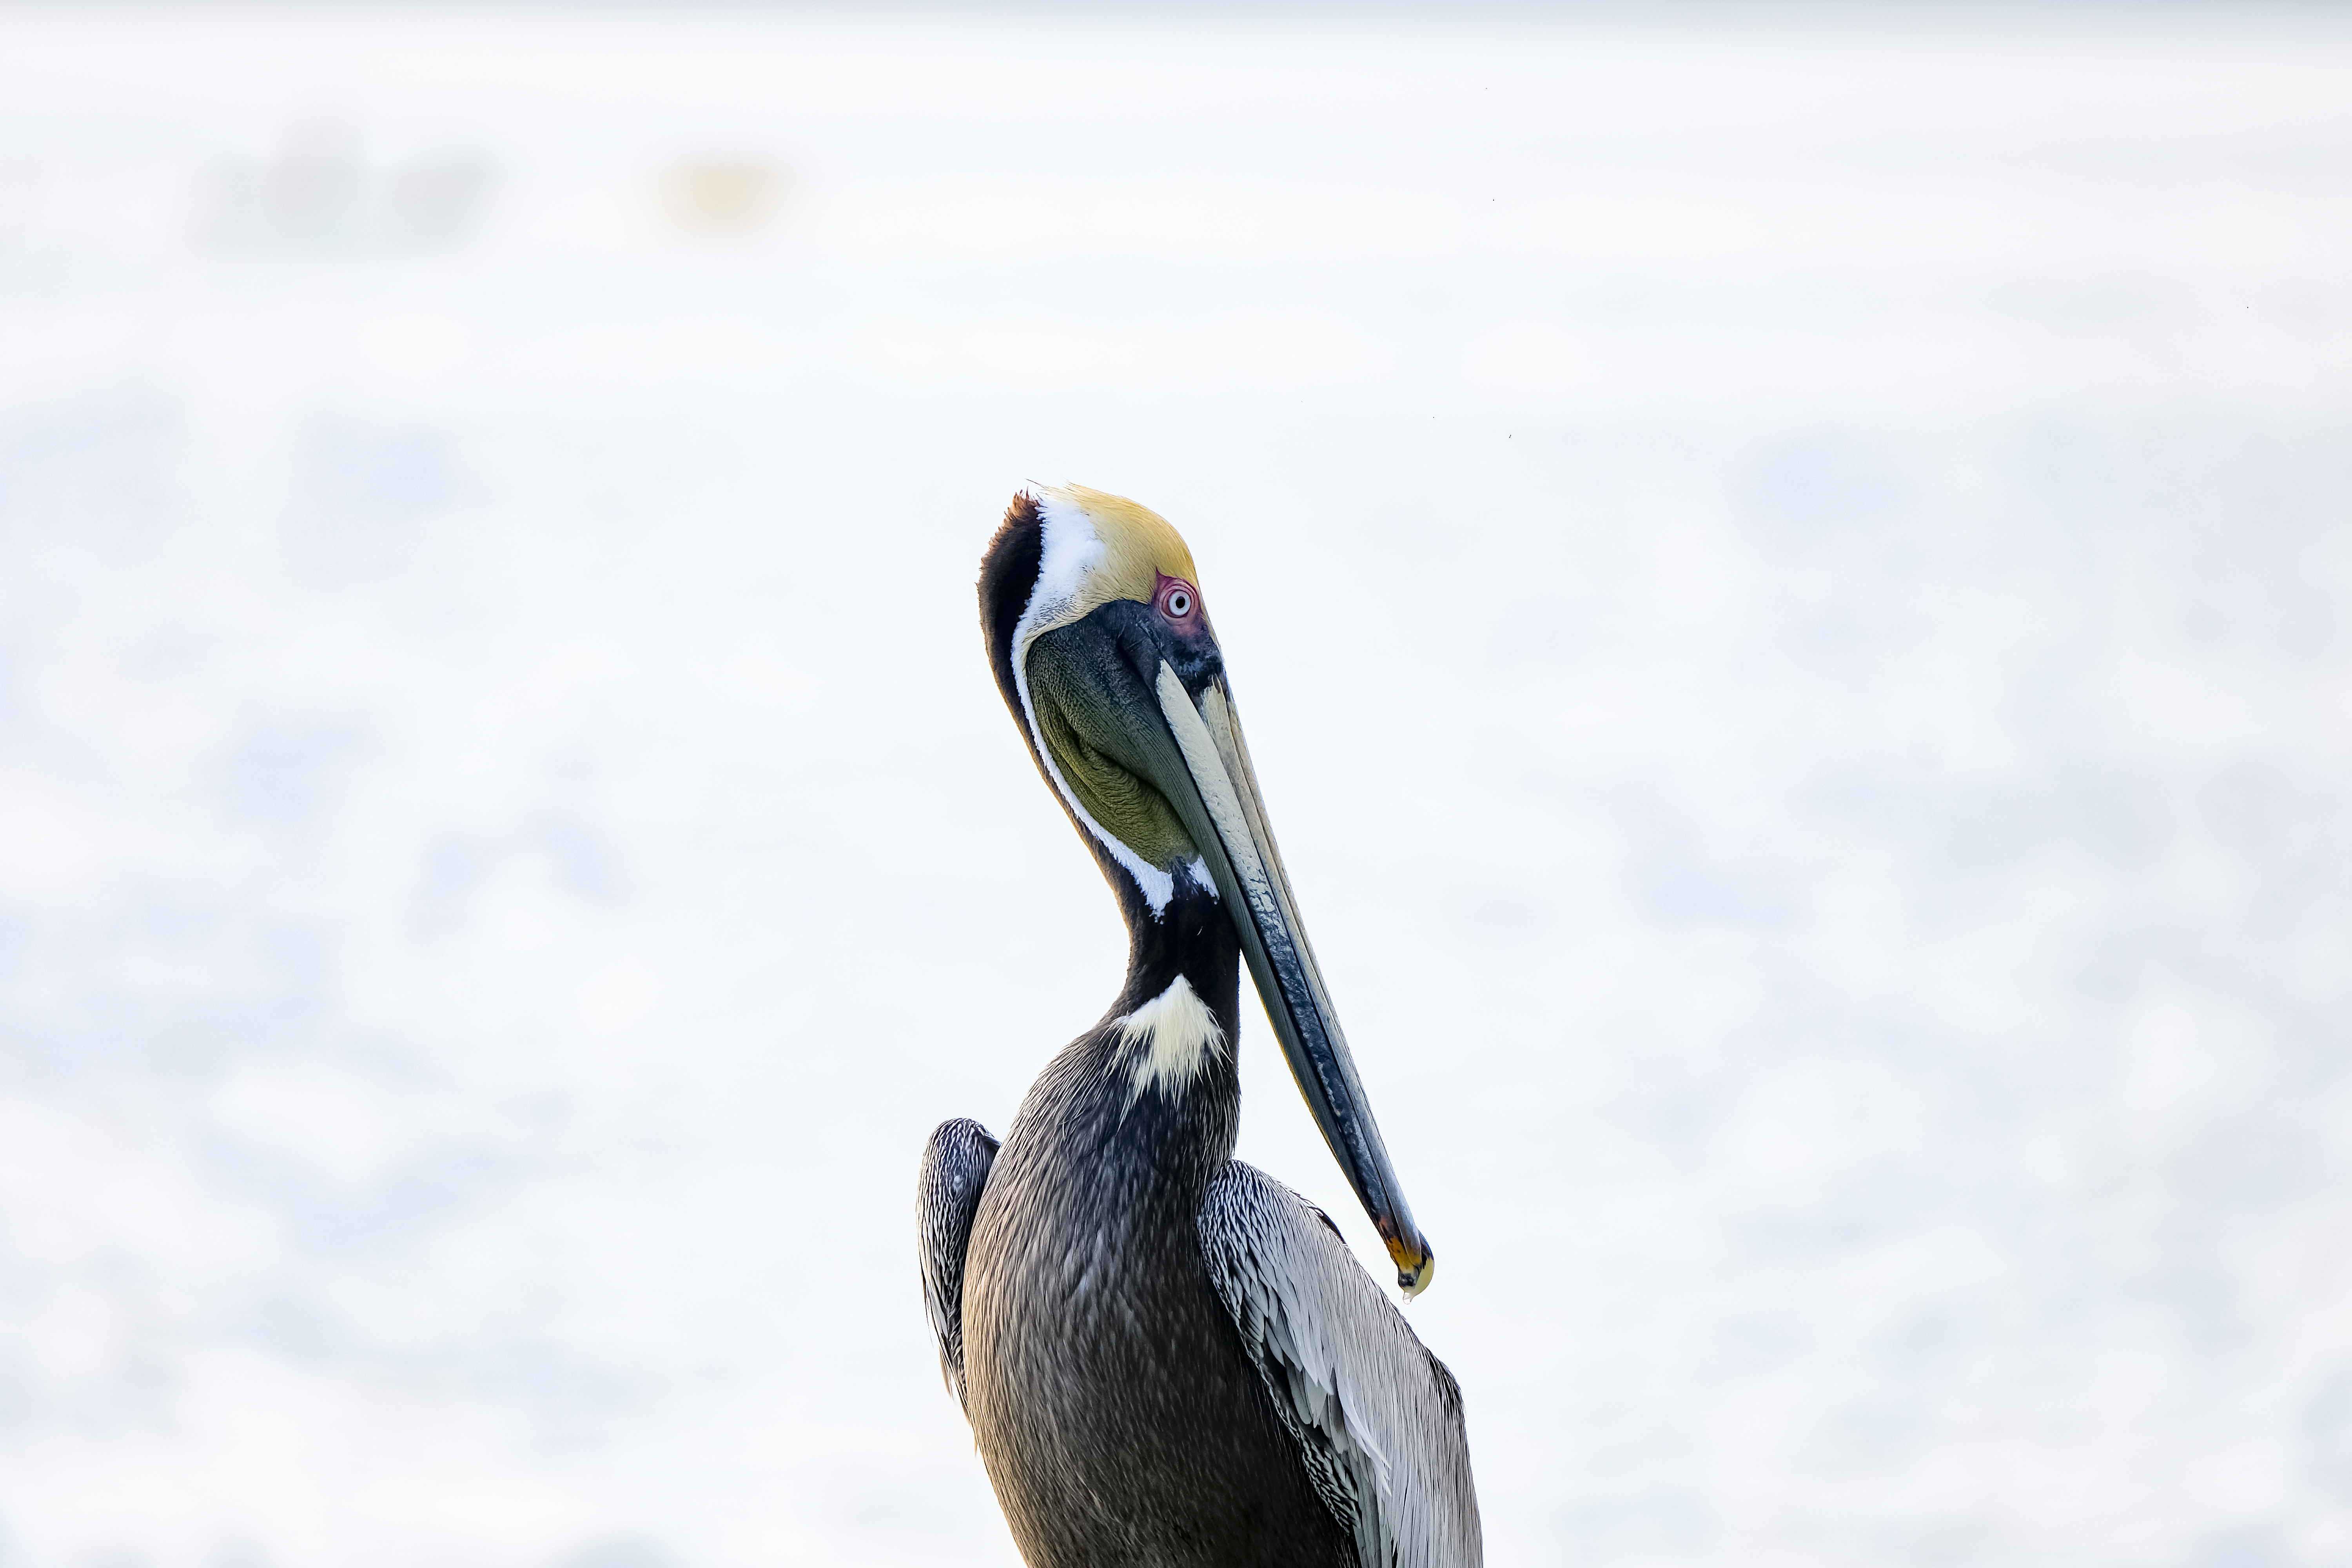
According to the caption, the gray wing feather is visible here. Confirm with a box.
[917,1117,999,1414]
[1199,1162,1483,1568]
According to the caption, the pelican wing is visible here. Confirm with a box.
[916,1117,999,1414]
[1198,1162,1483,1568]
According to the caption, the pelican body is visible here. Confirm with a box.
[920,488,1481,1568]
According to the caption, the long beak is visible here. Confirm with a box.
[1151,663,1436,1296]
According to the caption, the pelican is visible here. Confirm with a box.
[918,486,1482,1567]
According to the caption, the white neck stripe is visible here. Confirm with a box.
[1012,492,1176,915]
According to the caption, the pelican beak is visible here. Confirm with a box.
[1148,666,1437,1297]
[1022,608,1436,1295]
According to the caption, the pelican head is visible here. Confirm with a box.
[979,484,1436,1295]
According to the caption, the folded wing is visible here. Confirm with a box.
[917,1117,1000,1414]
[1198,1162,1483,1568]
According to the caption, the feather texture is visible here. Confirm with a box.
[1199,1163,1483,1568]
[918,1117,1000,1413]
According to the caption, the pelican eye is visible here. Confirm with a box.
[1158,581,1196,621]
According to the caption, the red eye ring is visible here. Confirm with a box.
[1156,577,1198,621]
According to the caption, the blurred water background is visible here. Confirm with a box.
[2,5,2349,1565]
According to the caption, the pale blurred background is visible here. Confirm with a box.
[3,4,2349,1565]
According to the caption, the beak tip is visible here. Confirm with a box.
[1388,1237,1436,1299]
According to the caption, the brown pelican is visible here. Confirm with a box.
[919,486,1482,1567]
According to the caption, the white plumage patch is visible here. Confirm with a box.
[1025,488,1107,627]
[1112,974,1227,1103]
